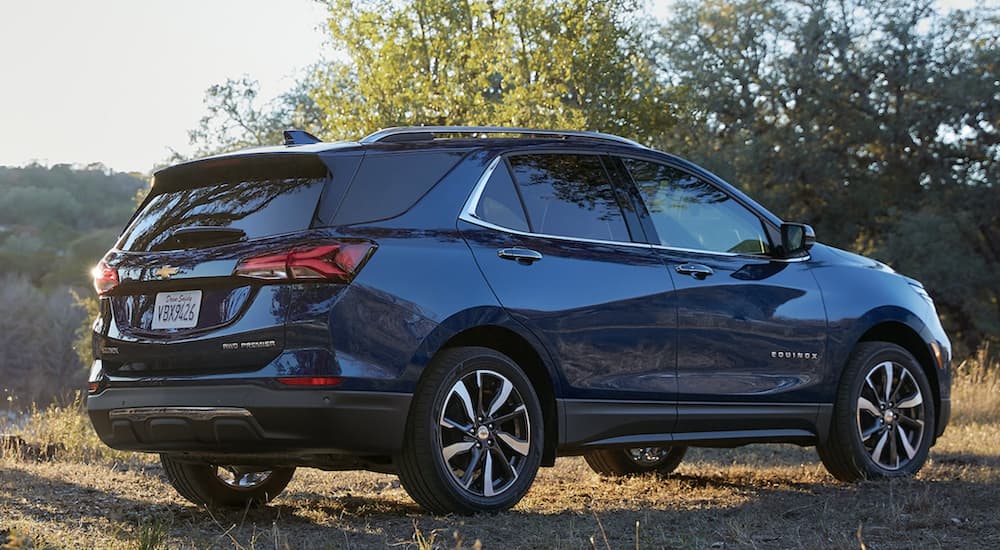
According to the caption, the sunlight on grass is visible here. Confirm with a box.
[0,351,997,549]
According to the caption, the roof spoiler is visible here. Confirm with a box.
[283,129,322,146]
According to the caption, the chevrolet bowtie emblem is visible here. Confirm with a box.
[154,265,180,279]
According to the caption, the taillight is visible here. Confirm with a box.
[91,261,119,294]
[234,242,376,283]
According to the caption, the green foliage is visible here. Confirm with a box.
[0,164,146,406]
[0,164,147,288]
[312,0,671,140]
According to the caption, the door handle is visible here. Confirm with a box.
[498,248,543,264]
[675,263,714,279]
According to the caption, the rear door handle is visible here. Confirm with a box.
[675,263,714,279]
[498,248,543,264]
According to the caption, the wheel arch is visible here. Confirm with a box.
[855,320,943,441]
[426,323,561,467]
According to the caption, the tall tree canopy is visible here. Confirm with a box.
[311,0,672,140]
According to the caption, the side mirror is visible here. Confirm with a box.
[780,223,815,257]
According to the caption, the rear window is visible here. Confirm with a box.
[507,154,630,242]
[118,176,326,252]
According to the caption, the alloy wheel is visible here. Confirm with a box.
[856,361,926,470]
[627,447,672,467]
[437,369,532,497]
[215,466,274,489]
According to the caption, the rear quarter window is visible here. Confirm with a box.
[330,151,466,226]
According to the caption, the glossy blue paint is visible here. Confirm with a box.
[658,249,829,404]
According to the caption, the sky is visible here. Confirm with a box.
[0,0,985,175]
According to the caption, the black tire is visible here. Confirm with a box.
[584,446,687,476]
[817,341,936,482]
[397,346,545,514]
[160,455,294,507]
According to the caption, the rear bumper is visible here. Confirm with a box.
[87,384,411,456]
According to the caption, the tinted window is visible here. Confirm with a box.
[508,154,629,241]
[624,159,771,254]
[474,161,529,232]
[332,151,465,225]
[118,177,325,252]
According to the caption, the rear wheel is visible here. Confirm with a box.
[584,446,687,476]
[398,346,544,514]
[160,455,294,507]
[818,342,935,481]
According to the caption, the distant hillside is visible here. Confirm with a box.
[0,163,147,288]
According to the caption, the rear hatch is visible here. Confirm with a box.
[95,154,331,376]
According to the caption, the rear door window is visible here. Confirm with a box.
[118,177,325,252]
[507,154,630,242]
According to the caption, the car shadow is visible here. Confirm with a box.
[2,454,999,548]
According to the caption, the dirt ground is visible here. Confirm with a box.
[2,427,998,549]
[2,363,997,549]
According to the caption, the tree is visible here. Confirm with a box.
[310,0,672,141]
[185,75,326,158]
[657,0,998,354]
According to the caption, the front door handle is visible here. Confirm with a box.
[498,248,543,264]
[675,263,714,279]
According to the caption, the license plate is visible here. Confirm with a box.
[151,290,202,330]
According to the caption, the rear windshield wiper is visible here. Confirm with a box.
[163,226,247,249]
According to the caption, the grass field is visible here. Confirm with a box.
[1,352,997,549]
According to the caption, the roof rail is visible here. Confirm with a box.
[360,126,645,148]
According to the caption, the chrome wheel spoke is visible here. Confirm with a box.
[487,378,514,417]
[442,441,476,462]
[899,415,924,430]
[891,370,912,402]
[897,425,918,459]
[491,404,526,425]
[482,450,496,497]
[860,423,882,442]
[450,381,477,424]
[460,447,484,488]
[889,425,900,467]
[896,392,923,409]
[440,416,471,432]
[497,431,530,456]
[491,446,518,480]
[881,362,894,402]
[871,431,889,462]
[858,396,881,417]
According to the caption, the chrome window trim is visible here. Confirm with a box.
[459,153,810,263]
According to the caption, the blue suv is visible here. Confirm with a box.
[87,127,951,514]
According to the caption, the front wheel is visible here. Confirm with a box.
[397,346,544,514]
[160,455,294,507]
[817,342,936,481]
[584,446,687,476]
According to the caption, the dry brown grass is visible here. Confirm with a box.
[2,354,998,549]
